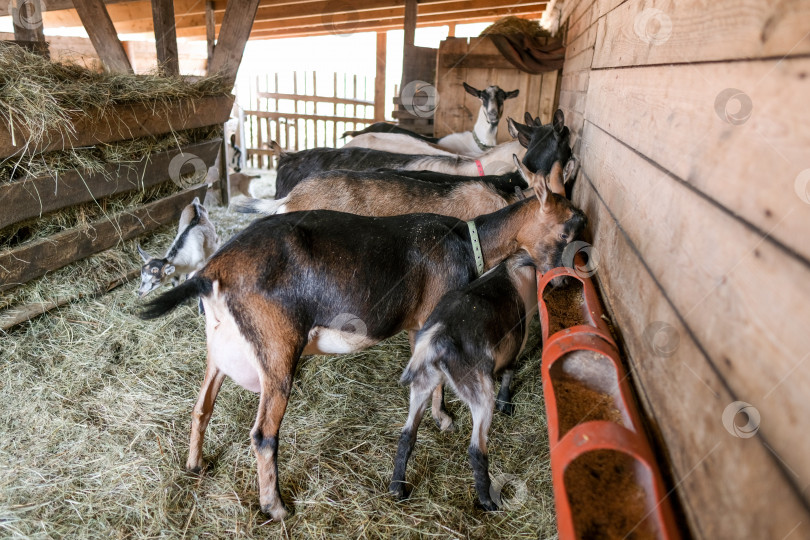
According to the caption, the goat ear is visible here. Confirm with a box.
[533,176,550,210]
[505,89,519,99]
[563,157,579,185]
[513,154,535,187]
[507,118,533,147]
[553,109,565,134]
[137,244,151,263]
[547,161,566,196]
[164,265,176,276]
[463,82,480,98]
[533,116,543,127]
[524,112,534,125]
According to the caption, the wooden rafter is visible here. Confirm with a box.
[151,0,179,75]
[206,0,260,81]
[72,0,133,72]
[14,0,546,41]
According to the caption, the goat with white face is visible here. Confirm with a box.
[437,83,519,157]
[137,197,219,297]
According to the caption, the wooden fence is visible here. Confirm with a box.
[243,71,377,168]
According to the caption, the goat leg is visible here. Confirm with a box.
[187,358,225,473]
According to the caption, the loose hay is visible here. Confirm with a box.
[0,44,230,162]
[0,204,557,538]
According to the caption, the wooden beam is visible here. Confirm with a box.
[244,110,372,124]
[0,139,221,230]
[0,268,139,331]
[235,9,546,41]
[72,0,133,73]
[207,0,260,82]
[10,0,45,41]
[0,185,207,292]
[257,91,373,106]
[151,0,179,76]
[374,31,386,122]
[401,0,417,89]
[205,0,215,67]
[0,95,233,159]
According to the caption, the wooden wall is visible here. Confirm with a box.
[557,0,810,537]
[434,37,560,142]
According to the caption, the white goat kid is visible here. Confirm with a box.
[137,197,219,297]
[343,132,457,156]
[438,83,519,157]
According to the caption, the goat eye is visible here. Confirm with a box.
[560,233,569,240]
[151,268,158,274]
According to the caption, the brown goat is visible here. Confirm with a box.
[140,164,585,520]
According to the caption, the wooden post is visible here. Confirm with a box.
[401,0,417,88]
[151,0,179,76]
[11,0,48,58]
[205,0,215,67]
[73,0,133,73]
[374,31,386,122]
[447,23,456,37]
[218,135,229,207]
[207,0,260,83]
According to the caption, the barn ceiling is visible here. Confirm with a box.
[2,0,548,41]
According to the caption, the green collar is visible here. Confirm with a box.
[466,220,485,276]
[472,130,495,152]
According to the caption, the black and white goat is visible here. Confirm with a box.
[345,83,518,157]
[389,159,572,510]
[438,83,519,156]
[137,197,219,297]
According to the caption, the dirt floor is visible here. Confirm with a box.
[0,172,557,539]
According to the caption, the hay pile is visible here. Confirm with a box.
[0,44,230,159]
[0,197,557,538]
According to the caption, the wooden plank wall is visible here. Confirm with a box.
[557,0,810,537]
[434,37,559,142]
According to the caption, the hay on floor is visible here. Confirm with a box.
[0,204,557,538]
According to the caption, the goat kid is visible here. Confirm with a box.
[137,197,219,297]
[140,170,585,520]
[389,160,577,511]
[438,83,519,156]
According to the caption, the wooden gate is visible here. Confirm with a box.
[243,71,376,168]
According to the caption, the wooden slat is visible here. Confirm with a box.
[440,52,515,70]
[0,95,233,159]
[244,110,370,124]
[593,0,810,69]
[585,58,810,262]
[0,268,139,331]
[151,0,180,76]
[205,0,215,66]
[11,0,47,51]
[0,139,221,231]
[374,31,386,122]
[0,184,207,292]
[72,0,133,73]
[578,119,810,510]
[206,0,260,82]
[572,168,810,539]
[257,92,373,107]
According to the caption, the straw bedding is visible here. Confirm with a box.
[0,195,558,538]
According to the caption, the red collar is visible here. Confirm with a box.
[475,160,485,176]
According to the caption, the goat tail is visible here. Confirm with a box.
[231,196,289,215]
[263,140,286,158]
[139,276,213,320]
[399,324,450,385]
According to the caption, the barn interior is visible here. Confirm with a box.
[1,1,808,538]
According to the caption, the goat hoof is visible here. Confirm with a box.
[434,415,456,432]
[477,499,500,512]
[261,501,292,521]
[496,401,515,416]
[186,461,206,474]
[389,481,411,500]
